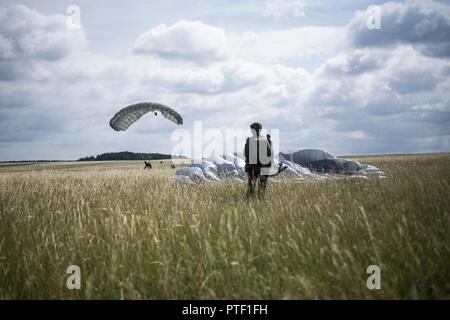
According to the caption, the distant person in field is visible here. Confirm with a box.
[144,161,152,169]
[244,122,273,199]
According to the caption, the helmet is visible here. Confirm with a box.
[250,122,262,130]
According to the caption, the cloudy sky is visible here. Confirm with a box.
[0,0,449,160]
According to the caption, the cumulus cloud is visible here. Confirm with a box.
[318,49,385,76]
[0,5,85,82]
[133,20,228,63]
[0,5,84,61]
[347,0,450,57]
[0,2,449,160]
[137,60,281,95]
[229,27,344,69]
[305,44,450,153]
[292,0,450,154]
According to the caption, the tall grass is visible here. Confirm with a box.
[0,154,449,299]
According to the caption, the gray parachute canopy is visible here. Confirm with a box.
[280,149,336,166]
[109,102,183,131]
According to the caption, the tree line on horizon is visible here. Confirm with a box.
[78,151,173,161]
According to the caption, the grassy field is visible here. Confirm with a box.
[0,153,449,299]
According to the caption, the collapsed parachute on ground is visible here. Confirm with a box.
[170,153,247,184]
[170,153,318,184]
[110,102,183,131]
[170,149,384,184]
[279,149,384,175]
[280,149,336,165]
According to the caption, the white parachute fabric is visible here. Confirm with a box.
[110,102,183,131]
[278,160,315,179]
[169,149,385,184]
[169,155,315,184]
[223,153,246,168]
[190,163,220,180]
[357,164,385,175]
[170,167,207,184]
[217,163,246,180]
[206,156,233,165]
